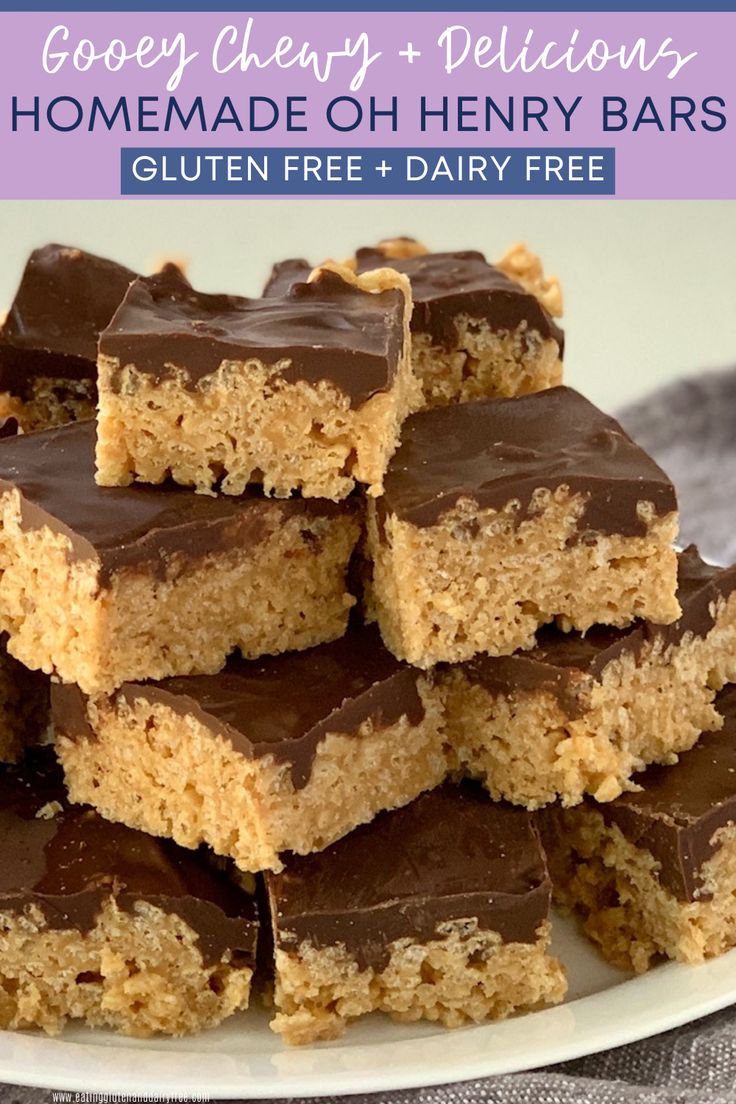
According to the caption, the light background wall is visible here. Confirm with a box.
[0,200,733,411]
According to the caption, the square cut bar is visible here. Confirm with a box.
[366,386,680,667]
[0,244,138,430]
[264,239,564,410]
[0,420,360,694]
[96,264,420,499]
[0,747,257,1036]
[542,685,736,973]
[53,626,447,874]
[265,782,566,1045]
[443,546,736,808]
[0,416,49,761]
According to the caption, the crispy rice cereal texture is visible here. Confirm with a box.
[547,812,736,974]
[366,488,680,668]
[347,239,563,409]
[443,590,736,807]
[270,920,566,1045]
[0,381,96,433]
[411,321,562,410]
[0,899,252,1036]
[56,678,447,873]
[0,491,360,694]
[95,266,421,499]
[496,242,564,318]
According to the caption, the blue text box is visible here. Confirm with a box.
[121,146,615,196]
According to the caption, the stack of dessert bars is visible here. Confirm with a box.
[0,237,732,1045]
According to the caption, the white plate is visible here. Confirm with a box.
[0,912,734,1097]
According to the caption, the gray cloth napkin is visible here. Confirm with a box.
[2,367,736,1103]
[618,365,736,566]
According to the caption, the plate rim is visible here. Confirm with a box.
[0,952,733,1098]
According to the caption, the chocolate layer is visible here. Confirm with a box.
[597,685,736,901]
[0,631,50,747]
[52,625,425,791]
[0,420,345,585]
[379,387,677,537]
[356,246,563,351]
[0,747,257,966]
[264,247,564,353]
[262,258,312,297]
[0,244,138,395]
[100,267,405,406]
[266,782,551,971]
[459,546,736,715]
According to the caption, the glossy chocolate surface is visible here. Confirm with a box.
[0,420,342,584]
[0,244,137,395]
[460,546,735,715]
[600,684,736,901]
[0,748,257,966]
[264,247,564,352]
[379,387,677,536]
[356,246,563,350]
[262,258,312,298]
[266,783,551,970]
[53,626,425,790]
[100,267,405,406]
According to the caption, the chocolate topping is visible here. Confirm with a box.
[460,546,736,715]
[0,420,343,585]
[0,244,138,395]
[355,246,563,351]
[0,747,257,966]
[379,387,677,537]
[100,267,405,406]
[264,248,564,353]
[53,626,424,791]
[266,783,551,971]
[599,685,736,901]
[0,631,51,745]
[262,258,312,298]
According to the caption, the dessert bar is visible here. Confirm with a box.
[355,239,564,407]
[542,685,736,972]
[265,783,566,1045]
[366,386,680,667]
[0,421,360,693]
[53,626,446,873]
[96,264,419,499]
[443,546,736,806]
[264,239,564,409]
[0,748,258,1036]
[0,390,50,758]
[0,244,137,430]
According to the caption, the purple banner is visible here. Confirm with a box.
[1,11,734,198]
